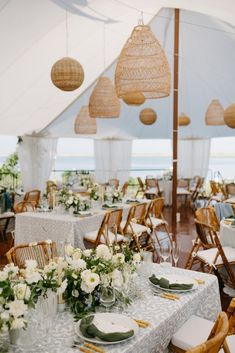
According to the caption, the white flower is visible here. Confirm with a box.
[0,271,8,282]
[133,253,141,263]
[65,244,74,257]
[81,269,91,280]
[1,324,8,332]
[72,249,82,261]
[13,283,31,301]
[57,279,68,295]
[83,249,92,258]
[25,259,37,270]
[44,261,57,273]
[11,318,26,330]
[96,245,112,261]
[67,197,74,205]
[29,242,37,247]
[45,239,52,245]
[1,311,10,321]
[113,192,118,198]
[68,190,73,195]
[81,272,100,293]
[111,269,123,288]
[25,269,42,284]
[8,300,28,318]
[3,264,19,278]
[112,253,125,265]
[72,289,79,297]
[71,259,87,271]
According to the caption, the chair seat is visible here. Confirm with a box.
[196,246,235,265]
[146,217,167,228]
[121,220,148,234]
[177,187,191,195]
[224,197,235,204]
[171,315,214,350]
[84,230,124,244]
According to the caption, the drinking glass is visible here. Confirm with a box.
[159,241,171,266]
[100,286,115,311]
[172,241,181,267]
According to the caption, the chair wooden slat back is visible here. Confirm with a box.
[121,182,129,196]
[145,178,157,189]
[106,209,123,230]
[132,203,147,222]
[195,207,220,232]
[178,178,190,190]
[194,219,216,248]
[6,241,57,268]
[150,198,165,219]
[24,190,41,207]
[137,177,144,189]
[226,183,235,197]
[14,201,36,214]
[186,312,229,353]
[210,181,220,196]
[226,297,235,335]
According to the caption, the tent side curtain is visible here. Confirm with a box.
[178,138,211,178]
[94,140,132,184]
[18,136,57,193]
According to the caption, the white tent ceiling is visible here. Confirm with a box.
[0,0,235,138]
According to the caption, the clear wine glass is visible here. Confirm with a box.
[100,286,115,311]
[159,241,171,265]
[172,241,181,267]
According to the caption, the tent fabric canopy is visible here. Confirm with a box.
[0,1,235,138]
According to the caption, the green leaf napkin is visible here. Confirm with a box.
[149,274,194,290]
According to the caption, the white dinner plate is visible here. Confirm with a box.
[75,313,138,345]
[149,274,198,293]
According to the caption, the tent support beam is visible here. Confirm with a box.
[172,8,180,241]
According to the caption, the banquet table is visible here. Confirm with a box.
[220,220,235,248]
[15,202,148,248]
[0,264,221,353]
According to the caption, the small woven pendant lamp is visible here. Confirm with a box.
[205,99,224,125]
[74,106,97,134]
[115,24,171,99]
[139,108,157,125]
[123,92,145,105]
[89,76,120,118]
[179,113,190,126]
[224,104,235,128]
[51,57,84,91]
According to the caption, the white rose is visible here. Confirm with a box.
[81,272,100,293]
[8,300,28,318]
[11,318,26,330]
[111,269,123,288]
[0,271,8,282]
[65,244,74,257]
[83,249,92,258]
[25,269,42,284]
[1,311,10,321]
[72,249,82,261]
[96,245,112,261]
[133,253,141,263]
[25,259,37,270]
[57,279,68,295]
[112,253,125,265]
[13,283,31,301]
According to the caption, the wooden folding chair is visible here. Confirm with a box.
[24,189,41,207]
[121,182,129,197]
[84,209,124,247]
[135,177,145,198]
[14,201,36,213]
[145,178,163,199]
[6,241,57,268]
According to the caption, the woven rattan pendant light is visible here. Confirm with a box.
[178,113,190,126]
[205,99,224,125]
[224,104,235,128]
[51,10,84,91]
[89,76,120,118]
[123,92,145,105]
[74,106,97,134]
[139,108,157,125]
[115,24,171,99]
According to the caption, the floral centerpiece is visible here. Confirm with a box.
[63,244,140,319]
[104,190,122,204]
[58,188,90,212]
[88,183,100,201]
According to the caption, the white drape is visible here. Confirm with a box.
[178,138,211,178]
[18,136,57,193]
[94,139,132,184]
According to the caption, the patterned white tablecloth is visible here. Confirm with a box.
[15,203,133,249]
[220,220,235,248]
[0,265,220,353]
[159,180,172,206]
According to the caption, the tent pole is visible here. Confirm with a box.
[172,8,180,241]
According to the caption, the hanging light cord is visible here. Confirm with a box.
[66,9,69,56]
[103,23,106,70]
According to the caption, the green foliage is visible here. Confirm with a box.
[0,152,19,175]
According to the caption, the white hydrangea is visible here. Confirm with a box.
[0,271,8,282]
[65,244,74,257]
[112,253,125,265]
[25,259,37,270]
[70,259,87,271]
[13,283,31,301]
[111,269,123,288]
[83,249,92,258]
[72,249,82,261]
[25,268,42,284]
[96,245,112,261]
[133,253,141,263]
[8,300,28,318]
[3,263,19,277]
[1,311,10,321]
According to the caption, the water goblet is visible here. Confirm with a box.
[100,286,115,311]
[159,240,171,267]
[172,241,181,267]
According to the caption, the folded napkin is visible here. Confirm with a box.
[214,203,234,221]
[102,204,118,209]
[126,199,140,204]
[149,274,194,290]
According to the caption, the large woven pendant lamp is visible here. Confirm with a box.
[178,113,190,126]
[224,104,235,128]
[123,92,145,105]
[115,24,171,99]
[205,99,224,125]
[74,106,97,134]
[89,76,120,118]
[139,108,157,125]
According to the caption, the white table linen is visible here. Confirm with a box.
[0,265,220,353]
[159,180,172,206]
[220,220,235,248]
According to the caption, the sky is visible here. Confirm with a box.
[0,136,235,157]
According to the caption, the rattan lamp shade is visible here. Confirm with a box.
[123,92,145,105]
[89,76,120,118]
[205,99,224,125]
[115,25,171,99]
[224,104,235,128]
[139,108,157,125]
[74,106,97,134]
[51,57,84,91]
[179,113,190,126]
